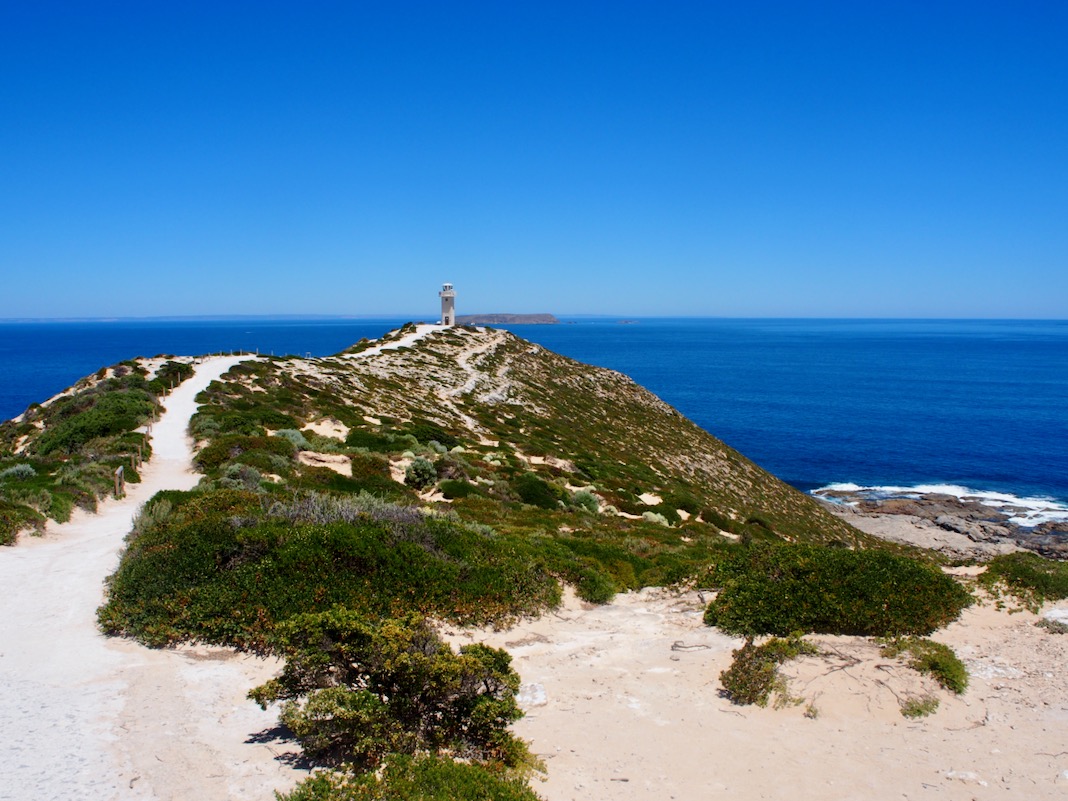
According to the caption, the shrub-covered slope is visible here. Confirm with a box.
[0,358,194,543]
[99,323,878,651]
[191,324,865,547]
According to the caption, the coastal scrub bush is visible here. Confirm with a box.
[402,420,459,450]
[346,429,398,451]
[880,637,968,694]
[719,635,818,707]
[277,755,543,801]
[0,499,45,544]
[279,759,540,801]
[97,489,562,650]
[193,434,295,473]
[571,489,599,514]
[145,360,194,394]
[275,429,311,451]
[249,611,531,770]
[0,464,36,481]
[405,458,437,489]
[512,473,563,510]
[217,463,264,492]
[34,389,155,456]
[979,552,1068,610]
[703,543,972,637]
[899,695,940,718]
[439,479,482,500]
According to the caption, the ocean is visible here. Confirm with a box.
[2,317,1066,522]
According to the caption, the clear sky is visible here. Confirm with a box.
[2,2,1066,319]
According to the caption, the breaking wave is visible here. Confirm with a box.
[811,482,1068,528]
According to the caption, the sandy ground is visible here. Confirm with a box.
[449,586,1068,801]
[0,356,302,801]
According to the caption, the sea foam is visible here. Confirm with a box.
[812,482,1068,528]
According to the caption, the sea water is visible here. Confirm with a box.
[1,317,1065,521]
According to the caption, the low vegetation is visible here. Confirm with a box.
[703,542,972,637]
[899,695,941,718]
[0,359,197,543]
[880,637,968,694]
[979,551,1068,611]
[249,611,533,771]
[98,489,563,651]
[277,755,543,801]
[719,635,818,707]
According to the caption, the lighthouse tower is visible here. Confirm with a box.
[439,283,456,326]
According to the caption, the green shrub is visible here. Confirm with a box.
[0,464,37,481]
[218,463,264,492]
[900,695,940,718]
[345,429,398,451]
[569,564,617,604]
[980,552,1068,610]
[0,499,45,544]
[402,420,459,450]
[719,635,817,706]
[146,360,195,394]
[571,489,599,513]
[440,479,481,500]
[97,489,562,649]
[663,490,701,515]
[194,434,296,473]
[34,390,155,456]
[405,458,437,489]
[703,543,972,637]
[275,429,312,451]
[880,637,968,694]
[512,473,562,510]
[249,611,531,770]
[279,756,543,801]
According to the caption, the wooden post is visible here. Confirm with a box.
[114,465,125,498]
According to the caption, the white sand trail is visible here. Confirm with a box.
[0,356,301,801]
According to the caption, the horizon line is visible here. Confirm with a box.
[1,314,1067,324]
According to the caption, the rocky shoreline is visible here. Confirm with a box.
[815,488,1068,560]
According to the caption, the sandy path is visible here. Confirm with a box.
[339,323,441,359]
[0,356,301,801]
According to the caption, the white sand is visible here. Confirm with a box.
[448,587,1068,801]
[0,356,302,801]
[297,450,352,476]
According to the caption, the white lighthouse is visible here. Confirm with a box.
[439,283,456,326]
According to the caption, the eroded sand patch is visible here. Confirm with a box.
[447,588,1068,800]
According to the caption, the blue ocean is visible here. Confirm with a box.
[2,317,1066,521]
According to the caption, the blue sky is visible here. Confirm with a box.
[2,2,1066,319]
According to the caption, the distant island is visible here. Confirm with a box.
[456,313,559,325]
